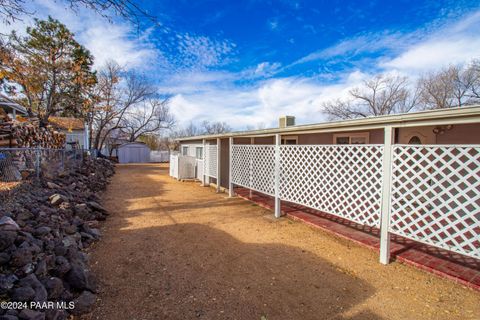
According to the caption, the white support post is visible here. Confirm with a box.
[201,139,206,186]
[249,137,254,199]
[216,138,221,193]
[274,134,281,218]
[229,137,234,197]
[380,126,394,265]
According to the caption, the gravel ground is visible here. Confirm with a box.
[83,163,480,320]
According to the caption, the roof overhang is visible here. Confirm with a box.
[177,105,480,142]
[0,95,28,115]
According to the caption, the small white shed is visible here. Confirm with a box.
[118,142,151,163]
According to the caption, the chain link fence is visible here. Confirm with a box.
[0,148,97,182]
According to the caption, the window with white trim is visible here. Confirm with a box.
[333,132,369,144]
[281,136,298,145]
[195,147,203,159]
[182,146,188,156]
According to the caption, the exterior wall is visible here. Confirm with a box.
[180,143,203,158]
[65,130,86,149]
[254,136,274,144]
[234,137,251,144]
[397,123,480,144]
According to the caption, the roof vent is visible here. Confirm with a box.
[279,116,295,128]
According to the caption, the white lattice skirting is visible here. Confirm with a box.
[389,145,480,259]
[231,145,275,196]
[280,145,384,227]
[204,145,218,178]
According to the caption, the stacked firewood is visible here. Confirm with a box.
[0,112,66,148]
[0,108,13,147]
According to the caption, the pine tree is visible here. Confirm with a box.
[0,16,97,125]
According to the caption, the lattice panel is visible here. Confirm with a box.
[390,145,480,259]
[280,145,384,227]
[204,145,217,178]
[231,145,275,196]
[169,154,178,178]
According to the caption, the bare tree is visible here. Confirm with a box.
[201,120,232,134]
[245,122,266,130]
[418,66,462,109]
[469,60,480,100]
[323,74,419,120]
[0,0,154,26]
[121,99,174,142]
[417,62,480,110]
[322,99,367,120]
[90,61,156,150]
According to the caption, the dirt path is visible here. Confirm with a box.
[84,164,479,320]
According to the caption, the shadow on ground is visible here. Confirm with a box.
[90,223,379,320]
[83,164,384,320]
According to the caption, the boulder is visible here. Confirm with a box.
[46,182,60,189]
[0,252,11,265]
[10,248,33,267]
[18,274,47,302]
[49,195,66,206]
[44,309,67,320]
[34,259,47,277]
[0,231,17,251]
[11,286,35,301]
[70,291,96,315]
[0,274,18,294]
[43,277,63,300]
[53,256,71,276]
[18,309,45,320]
[65,264,97,292]
[0,216,20,231]
[34,227,51,237]
[86,201,106,213]
[0,314,20,320]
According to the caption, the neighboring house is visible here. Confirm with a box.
[0,94,28,118]
[48,116,88,150]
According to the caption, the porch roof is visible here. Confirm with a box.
[177,105,480,142]
[0,94,28,115]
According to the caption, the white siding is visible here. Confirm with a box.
[65,131,85,149]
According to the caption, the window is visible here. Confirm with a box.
[182,146,188,156]
[408,136,422,145]
[333,132,369,144]
[281,136,298,145]
[195,147,203,159]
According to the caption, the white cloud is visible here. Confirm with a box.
[292,9,480,75]
[381,11,480,72]
[175,33,235,69]
[268,18,279,30]
[0,0,160,70]
[253,62,282,77]
[167,71,368,130]
[79,24,159,69]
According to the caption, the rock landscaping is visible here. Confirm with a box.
[0,157,114,319]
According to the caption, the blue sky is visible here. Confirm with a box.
[2,0,480,129]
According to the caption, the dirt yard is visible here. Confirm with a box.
[84,164,480,320]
